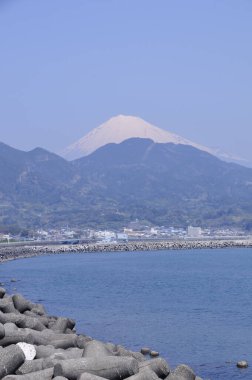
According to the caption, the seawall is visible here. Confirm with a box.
[1,239,252,263]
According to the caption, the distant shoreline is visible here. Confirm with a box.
[1,238,252,264]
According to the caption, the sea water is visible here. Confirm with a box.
[1,248,252,379]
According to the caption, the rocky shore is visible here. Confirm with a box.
[0,239,252,264]
[0,288,203,379]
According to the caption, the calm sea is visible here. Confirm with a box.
[1,248,252,379]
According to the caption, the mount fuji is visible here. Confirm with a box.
[61,115,244,164]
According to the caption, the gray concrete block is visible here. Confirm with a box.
[16,358,44,375]
[83,340,114,358]
[173,364,196,380]
[54,356,139,380]
[0,344,25,378]
[3,367,54,379]
[139,358,170,379]
[0,287,6,299]
[12,295,31,313]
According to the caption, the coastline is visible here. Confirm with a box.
[1,238,252,264]
[0,289,201,379]
[1,242,250,379]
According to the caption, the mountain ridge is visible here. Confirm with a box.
[1,138,252,231]
[62,115,215,160]
[61,115,247,166]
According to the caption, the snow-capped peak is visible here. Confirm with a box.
[62,115,214,160]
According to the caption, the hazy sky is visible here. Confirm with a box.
[0,0,252,162]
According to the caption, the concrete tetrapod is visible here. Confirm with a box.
[105,343,117,353]
[76,335,92,349]
[0,313,23,326]
[139,358,170,379]
[49,337,78,349]
[29,303,47,316]
[0,329,34,347]
[173,364,196,380]
[166,375,186,380]
[34,345,60,359]
[16,359,44,375]
[34,345,83,359]
[23,311,51,327]
[54,356,139,380]
[2,326,77,348]
[16,315,47,331]
[0,298,16,314]
[124,369,160,380]
[82,340,114,358]
[0,289,202,379]
[50,318,69,333]
[2,367,54,379]
[0,322,5,339]
[49,347,84,361]
[0,288,6,299]
[115,345,145,362]
[0,344,25,379]
[12,294,31,314]
[77,374,108,380]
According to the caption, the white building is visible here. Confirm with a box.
[117,233,128,242]
[95,230,116,241]
[187,226,202,238]
[150,228,158,235]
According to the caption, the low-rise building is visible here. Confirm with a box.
[187,226,202,238]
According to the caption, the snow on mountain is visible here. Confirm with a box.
[61,114,249,166]
[62,115,216,160]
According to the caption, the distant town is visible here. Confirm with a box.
[0,220,250,245]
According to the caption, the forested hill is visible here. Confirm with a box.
[1,139,252,231]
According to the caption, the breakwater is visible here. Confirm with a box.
[1,239,252,263]
[0,288,202,379]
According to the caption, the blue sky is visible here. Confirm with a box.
[0,0,252,162]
